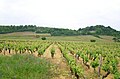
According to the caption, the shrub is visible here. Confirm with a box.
[113,38,120,42]
[90,40,96,42]
[41,37,46,40]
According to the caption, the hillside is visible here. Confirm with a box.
[78,25,120,37]
[0,25,78,36]
[0,25,120,37]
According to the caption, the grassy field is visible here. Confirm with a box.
[0,32,114,42]
[0,32,51,40]
[0,54,54,79]
[47,35,114,42]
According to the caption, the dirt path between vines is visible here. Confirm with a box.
[42,44,72,79]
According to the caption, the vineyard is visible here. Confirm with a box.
[0,40,120,79]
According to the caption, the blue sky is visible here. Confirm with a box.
[0,0,120,30]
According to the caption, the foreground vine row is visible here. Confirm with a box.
[58,41,120,79]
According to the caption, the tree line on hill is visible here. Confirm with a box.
[0,25,120,38]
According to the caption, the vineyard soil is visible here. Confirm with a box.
[42,44,72,79]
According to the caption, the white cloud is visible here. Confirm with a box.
[0,0,120,30]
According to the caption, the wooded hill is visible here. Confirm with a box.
[0,25,120,37]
